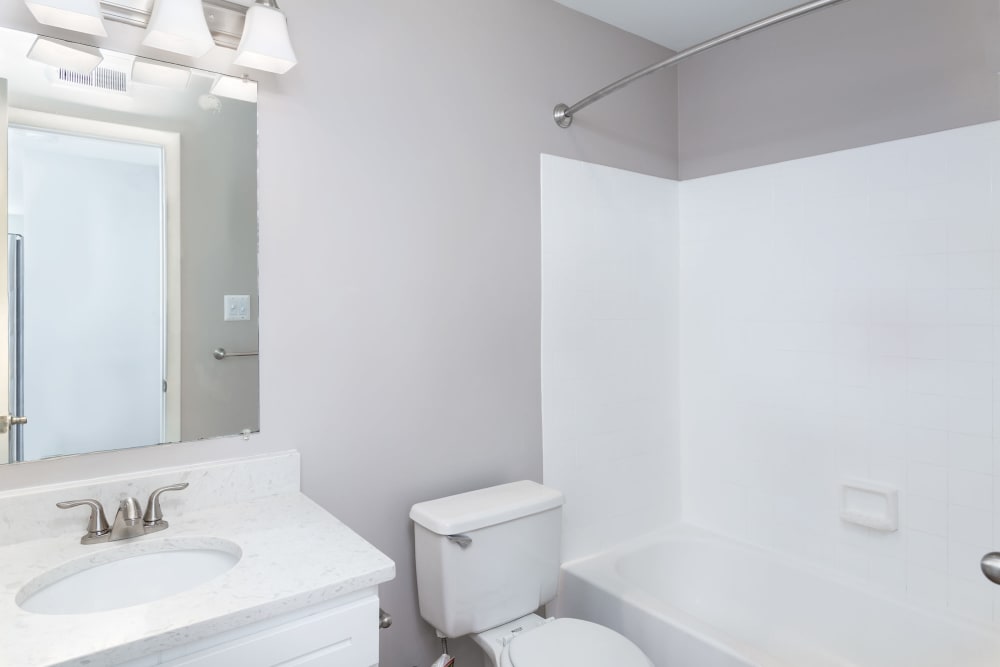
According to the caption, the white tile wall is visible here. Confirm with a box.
[680,121,1000,626]
[541,154,681,562]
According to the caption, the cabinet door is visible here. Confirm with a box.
[162,595,379,667]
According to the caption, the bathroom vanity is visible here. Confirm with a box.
[0,451,395,666]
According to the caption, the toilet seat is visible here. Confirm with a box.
[500,618,652,667]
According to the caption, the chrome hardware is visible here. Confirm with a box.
[57,482,189,545]
[99,0,249,50]
[552,0,850,128]
[110,496,147,541]
[379,608,392,629]
[447,534,472,549]
[143,483,190,526]
[553,103,572,129]
[56,499,111,544]
[981,552,1000,585]
[0,414,27,433]
[213,347,259,360]
[8,234,24,463]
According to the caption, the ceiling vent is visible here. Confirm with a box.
[58,66,128,93]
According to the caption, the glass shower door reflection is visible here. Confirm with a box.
[8,125,168,462]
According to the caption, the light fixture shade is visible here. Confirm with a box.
[24,0,107,37]
[210,75,258,104]
[233,3,297,74]
[142,0,214,58]
[26,36,103,74]
[132,57,191,89]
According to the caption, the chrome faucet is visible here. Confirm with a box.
[57,483,189,545]
[109,496,146,541]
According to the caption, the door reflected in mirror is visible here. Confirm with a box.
[0,26,259,464]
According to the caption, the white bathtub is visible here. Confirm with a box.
[554,526,1000,667]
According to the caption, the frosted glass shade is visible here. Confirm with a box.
[234,4,297,74]
[142,0,214,58]
[132,58,191,89]
[24,0,107,36]
[26,36,103,74]
[211,75,258,104]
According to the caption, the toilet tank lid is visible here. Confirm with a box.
[410,481,564,535]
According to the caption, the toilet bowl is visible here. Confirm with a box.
[410,481,653,667]
[472,613,652,667]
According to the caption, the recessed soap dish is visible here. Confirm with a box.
[840,480,898,532]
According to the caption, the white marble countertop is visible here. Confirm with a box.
[0,491,396,666]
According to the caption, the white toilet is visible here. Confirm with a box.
[410,480,653,667]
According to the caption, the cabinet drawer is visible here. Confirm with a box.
[160,595,379,667]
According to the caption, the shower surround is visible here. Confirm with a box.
[541,154,681,563]
[542,120,1000,647]
[682,120,1000,626]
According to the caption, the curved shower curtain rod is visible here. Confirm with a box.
[553,0,852,128]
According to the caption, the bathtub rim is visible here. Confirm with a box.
[557,522,1000,666]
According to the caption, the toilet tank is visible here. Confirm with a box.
[410,481,565,637]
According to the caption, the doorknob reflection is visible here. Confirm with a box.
[0,414,27,433]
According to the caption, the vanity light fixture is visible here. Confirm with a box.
[22,0,300,74]
[142,0,215,58]
[233,0,297,74]
[26,36,103,75]
[131,57,191,88]
[23,0,107,37]
[210,74,258,103]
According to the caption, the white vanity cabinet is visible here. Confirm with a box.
[120,590,380,667]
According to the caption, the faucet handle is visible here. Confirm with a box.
[143,483,189,526]
[56,499,111,538]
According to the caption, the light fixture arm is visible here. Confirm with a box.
[98,0,249,49]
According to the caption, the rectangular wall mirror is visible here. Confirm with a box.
[0,26,259,465]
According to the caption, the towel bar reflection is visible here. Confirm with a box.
[213,347,259,360]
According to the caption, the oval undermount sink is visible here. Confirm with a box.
[17,537,242,615]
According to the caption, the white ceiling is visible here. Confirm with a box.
[553,0,808,51]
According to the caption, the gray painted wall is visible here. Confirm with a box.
[677,0,1000,179]
[0,2,676,665]
[175,89,259,443]
[260,4,674,663]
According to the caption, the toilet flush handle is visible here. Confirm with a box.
[447,534,472,549]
